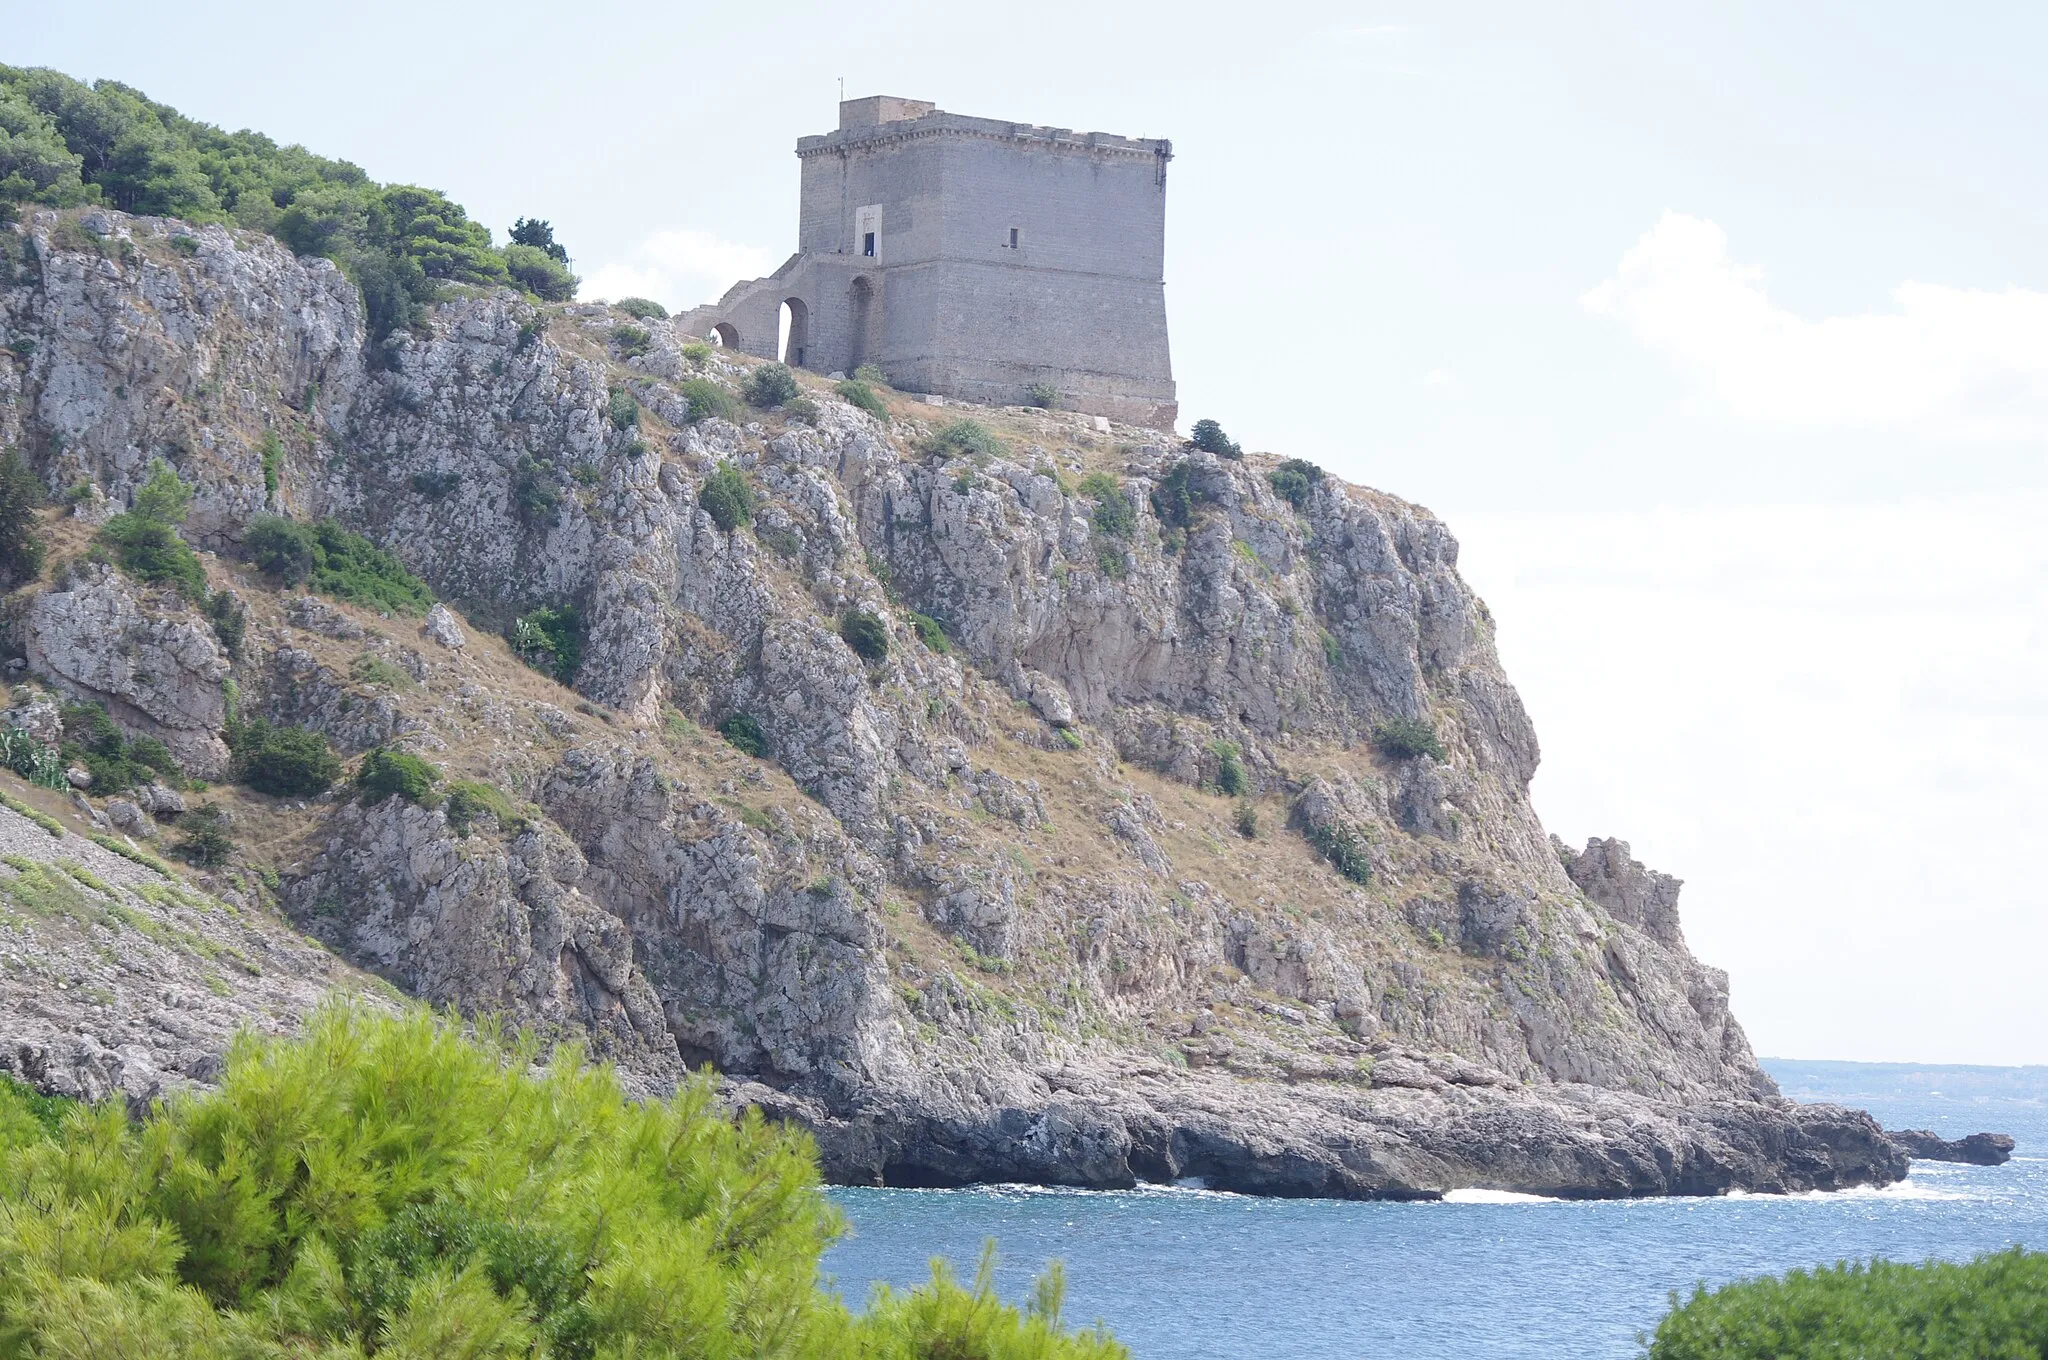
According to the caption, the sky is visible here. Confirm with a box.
[12,0,2047,1064]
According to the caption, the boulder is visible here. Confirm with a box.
[421,603,467,649]
[105,798,157,838]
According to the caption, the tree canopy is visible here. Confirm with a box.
[0,66,579,332]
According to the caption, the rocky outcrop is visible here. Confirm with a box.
[0,207,1939,1199]
[1889,1128,2016,1166]
[21,563,232,775]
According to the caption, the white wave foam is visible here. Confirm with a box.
[1724,1178,1976,1203]
[1442,1188,1560,1204]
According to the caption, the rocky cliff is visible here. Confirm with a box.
[0,206,1908,1197]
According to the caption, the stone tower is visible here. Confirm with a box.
[677,97,1177,428]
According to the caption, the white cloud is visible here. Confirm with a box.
[1455,493,2048,1063]
[1583,212,2048,433]
[579,229,780,315]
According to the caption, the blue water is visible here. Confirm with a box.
[822,1061,2048,1357]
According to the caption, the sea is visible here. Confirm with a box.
[821,1060,2048,1358]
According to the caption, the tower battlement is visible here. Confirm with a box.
[677,97,1177,429]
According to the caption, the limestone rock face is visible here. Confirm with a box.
[283,796,685,1094]
[22,563,232,776]
[0,208,1920,1199]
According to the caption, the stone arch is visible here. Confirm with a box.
[778,297,811,368]
[710,322,739,348]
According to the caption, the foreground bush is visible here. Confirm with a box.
[1646,1251,2048,1359]
[0,1006,1125,1359]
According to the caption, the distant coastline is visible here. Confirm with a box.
[1764,1058,2048,1105]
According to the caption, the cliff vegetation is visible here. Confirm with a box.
[0,66,578,336]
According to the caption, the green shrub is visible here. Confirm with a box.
[245,513,316,581]
[511,605,583,685]
[244,515,434,614]
[1646,1250,2048,1360]
[681,341,712,363]
[680,376,739,424]
[909,612,952,654]
[168,234,200,256]
[0,1005,1122,1359]
[853,362,890,385]
[444,780,522,836]
[610,324,650,358]
[350,652,412,688]
[1269,457,1324,509]
[175,803,235,867]
[59,701,179,794]
[928,419,1004,460]
[410,468,462,498]
[835,378,889,421]
[98,460,205,598]
[1373,715,1446,762]
[616,296,668,320]
[258,427,284,498]
[203,588,245,655]
[356,747,442,805]
[783,395,821,425]
[504,242,578,301]
[1078,471,1135,539]
[1306,818,1372,886]
[513,456,561,524]
[744,362,801,408]
[228,717,341,797]
[1234,800,1260,839]
[605,383,639,429]
[1025,382,1060,409]
[1212,741,1248,797]
[1189,418,1242,458]
[0,446,47,585]
[699,461,755,532]
[1150,459,1210,530]
[719,712,766,757]
[839,609,889,662]
[1321,629,1342,667]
